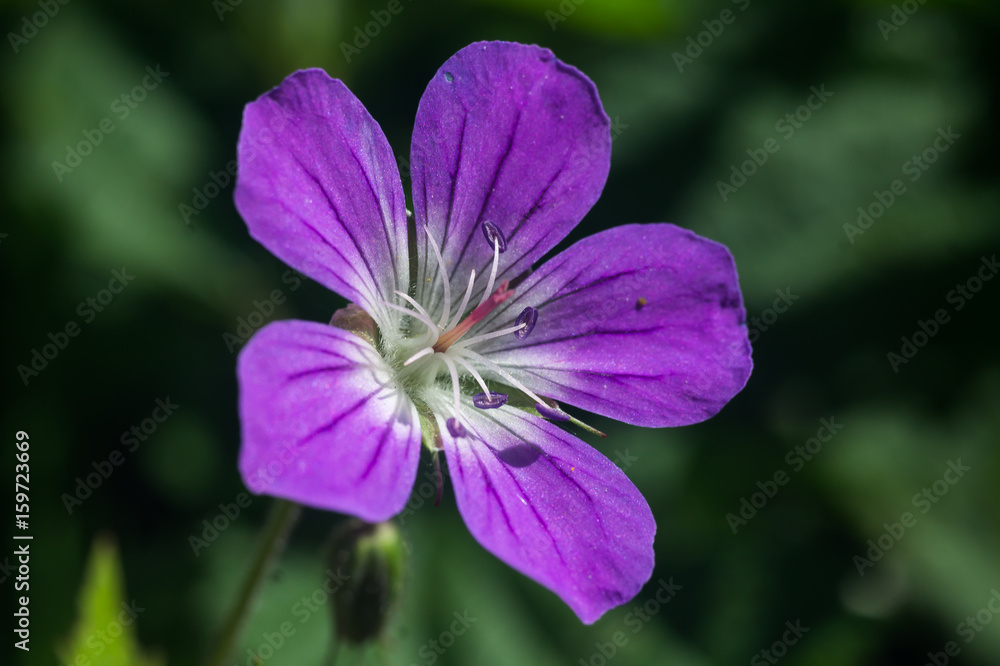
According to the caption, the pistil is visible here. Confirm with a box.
[433,280,514,352]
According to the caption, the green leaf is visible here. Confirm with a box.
[58,536,163,666]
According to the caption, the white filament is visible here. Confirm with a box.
[403,346,434,367]
[440,354,464,426]
[380,227,557,426]
[451,355,492,399]
[424,227,451,329]
[450,347,546,407]
[385,301,436,334]
[447,269,477,331]
[392,291,438,335]
[476,236,501,310]
[452,321,526,350]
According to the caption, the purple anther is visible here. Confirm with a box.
[481,221,507,253]
[514,306,538,340]
[446,417,467,438]
[536,402,570,421]
[473,392,508,409]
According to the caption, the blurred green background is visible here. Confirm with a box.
[3,0,999,664]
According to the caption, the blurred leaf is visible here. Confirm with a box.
[58,535,163,666]
[5,11,275,320]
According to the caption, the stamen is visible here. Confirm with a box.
[514,307,538,340]
[452,321,527,349]
[434,280,513,352]
[535,401,570,421]
[451,347,547,407]
[447,269,476,330]
[424,227,451,328]
[451,356,493,398]
[446,417,466,438]
[440,354,464,427]
[473,392,508,409]
[476,228,502,309]
[481,221,507,253]
[391,291,439,334]
[403,346,434,366]
[385,302,436,335]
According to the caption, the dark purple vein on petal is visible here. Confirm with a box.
[271,200,365,296]
[464,162,569,309]
[290,343,354,361]
[484,265,643,329]
[359,415,394,481]
[359,392,412,481]
[448,108,523,287]
[484,326,665,354]
[343,138,401,288]
[289,153,383,302]
[473,416,571,570]
[283,366,354,385]
[298,389,380,448]
[466,443,519,545]
[423,115,469,298]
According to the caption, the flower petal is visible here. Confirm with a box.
[235,69,408,323]
[411,41,611,313]
[237,320,420,522]
[440,404,655,624]
[477,223,752,427]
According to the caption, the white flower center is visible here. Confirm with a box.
[379,223,545,438]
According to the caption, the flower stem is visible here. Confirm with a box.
[205,498,302,666]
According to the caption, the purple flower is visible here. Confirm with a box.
[234,41,752,623]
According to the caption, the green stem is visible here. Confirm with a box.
[205,498,301,666]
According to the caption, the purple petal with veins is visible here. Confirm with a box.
[440,405,655,624]
[476,223,752,427]
[238,321,420,522]
[235,69,408,323]
[410,41,611,312]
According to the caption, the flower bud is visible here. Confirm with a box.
[326,519,405,645]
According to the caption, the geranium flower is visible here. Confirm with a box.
[234,41,751,623]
